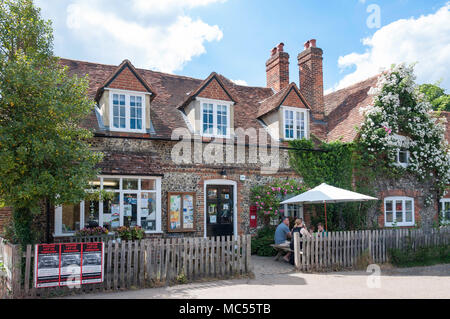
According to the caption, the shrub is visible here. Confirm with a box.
[251,226,277,257]
[389,245,450,267]
[116,226,144,241]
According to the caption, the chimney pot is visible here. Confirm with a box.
[309,39,317,48]
[266,43,290,92]
[271,47,277,56]
[277,43,284,52]
[304,40,310,50]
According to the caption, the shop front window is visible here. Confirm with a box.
[55,176,161,236]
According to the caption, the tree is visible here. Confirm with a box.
[0,0,102,247]
[418,83,450,112]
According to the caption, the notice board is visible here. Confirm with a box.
[34,242,104,288]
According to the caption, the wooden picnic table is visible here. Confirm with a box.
[271,244,302,261]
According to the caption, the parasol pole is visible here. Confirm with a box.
[324,201,328,232]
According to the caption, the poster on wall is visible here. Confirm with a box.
[59,243,81,287]
[169,194,181,230]
[167,192,196,232]
[35,244,61,288]
[34,242,104,288]
[81,242,104,284]
[183,194,194,229]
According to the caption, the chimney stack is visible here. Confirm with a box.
[298,39,324,119]
[266,43,290,92]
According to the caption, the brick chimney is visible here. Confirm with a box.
[297,39,324,119]
[266,43,289,92]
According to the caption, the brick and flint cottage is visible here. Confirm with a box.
[0,40,449,240]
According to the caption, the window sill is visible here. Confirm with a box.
[384,223,415,227]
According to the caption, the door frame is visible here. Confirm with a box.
[203,179,237,238]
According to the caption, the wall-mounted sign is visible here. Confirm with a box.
[167,192,196,233]
[34,242,104,288]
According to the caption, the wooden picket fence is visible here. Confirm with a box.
[293,227,450,272]
[0,235,252,299]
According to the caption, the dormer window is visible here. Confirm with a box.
[109,90,146,133]
[283,106,307,140]
[199,98,232,138]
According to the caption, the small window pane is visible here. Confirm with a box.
[62,204,80,233]
[88,179,101,190]
[141,179,155,190]
[405,200,412,211]
[385,200,393,212]
[398,150,409,164]
[395,201,403,212]
[84,200,100,228]
[103,193,120,231]
[386,211,393,223]
[405,210,413,222]
[103,178,120,190]
[140,193,156,231]
[123,179,139,190]
[123,193,138,227]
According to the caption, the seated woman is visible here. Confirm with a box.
[289,219,305,264]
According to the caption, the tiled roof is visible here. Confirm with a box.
[325,76,450,144]
[325,76,378,142]
[59,58,449,145]
[257,82,310,118]
[59,58,273,138]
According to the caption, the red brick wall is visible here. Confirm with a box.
[0,206,12,233]
[108,66,148,93]
[297,47,324,120]
[197,78,232,101]
[266,51,290,92]
[282,89,308,109]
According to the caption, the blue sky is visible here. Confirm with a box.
[35,0,450,92]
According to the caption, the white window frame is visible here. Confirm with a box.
[282,106,308,140]
[440,199,450,225]
[384,196,415,227]
[395,148,410,168]
[283,203,304,219]
[54,175,162,237]
[389,134,411,168]
[108,89,148,133]
[198,97,233,138]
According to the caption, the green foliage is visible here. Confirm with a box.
[0,0,102,247]
[358,64,450,192]
[288,139,375,230]
[389,245,450,267]
[116,226,145,241]
[289,139,355,189]
[418,83,450,112]
[250,179,305,221]
[251,226,277,257]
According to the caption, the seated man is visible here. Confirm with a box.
[274,217,292,262]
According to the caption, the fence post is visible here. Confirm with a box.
[245,235,252,274]
[293,232,300,270]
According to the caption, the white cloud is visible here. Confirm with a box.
[231,79,248,86]
[328,3,450,92]
[132,0,226,15]
[65,0,224,73]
